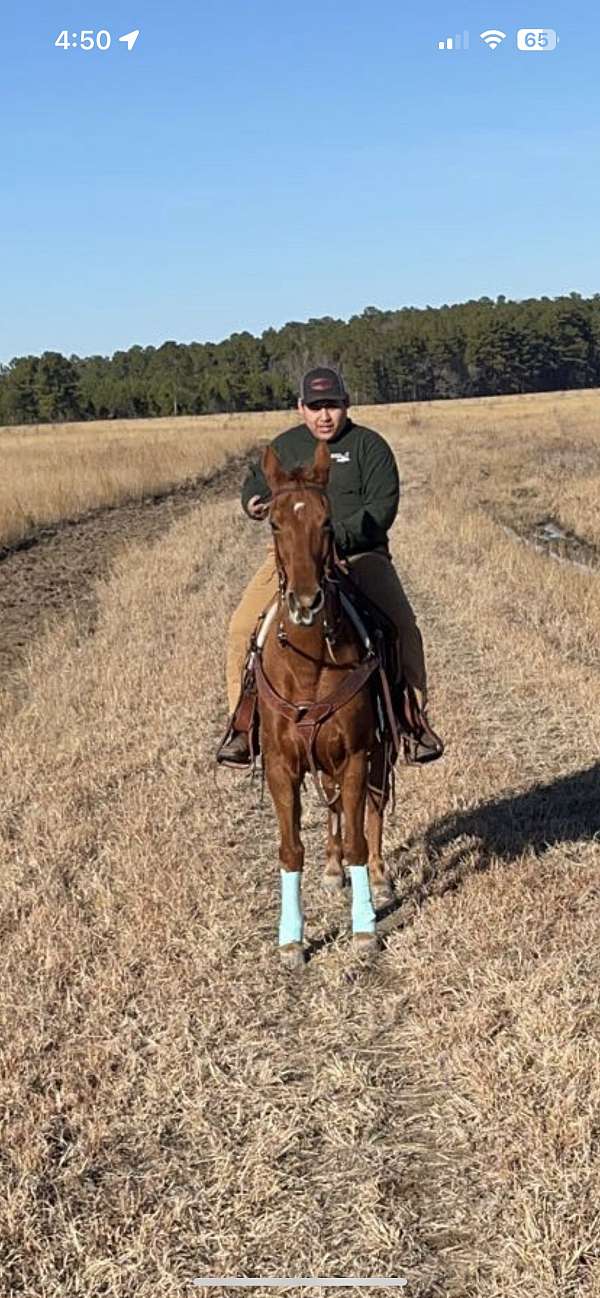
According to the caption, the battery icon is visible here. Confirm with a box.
[517,28,559,50]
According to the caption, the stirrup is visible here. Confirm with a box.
[402,719,444,765]
[215,660,260,768]
[216,729,253,769]
[394,681,444,765]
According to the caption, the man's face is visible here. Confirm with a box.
[298,398,349,441]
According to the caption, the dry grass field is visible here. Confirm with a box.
[1,389,600,1297]
[0,411,289,551]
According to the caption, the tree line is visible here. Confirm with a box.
[1,292,599,425]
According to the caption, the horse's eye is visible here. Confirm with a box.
[270,521,280,533]
[322,520,333,532]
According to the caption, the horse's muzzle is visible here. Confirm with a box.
[286,586,325,627]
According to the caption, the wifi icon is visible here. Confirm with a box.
[480,29,507,49]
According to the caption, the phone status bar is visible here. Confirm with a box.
[437,28,559,52]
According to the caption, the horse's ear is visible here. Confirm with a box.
[305,439,331,488]
[261,444,290,490]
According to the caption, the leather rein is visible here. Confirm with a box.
[253,483,380,808]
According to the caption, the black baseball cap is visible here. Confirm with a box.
[300,366,347,406]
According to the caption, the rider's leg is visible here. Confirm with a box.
[345,550,443,761]
[217,550,279,767]
[225,550,279,713]
[346,551,427,702]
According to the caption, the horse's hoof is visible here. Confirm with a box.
[279,942,306,969]
[323,871,345,893]
[371,880,394,909]
[353,931,380,958]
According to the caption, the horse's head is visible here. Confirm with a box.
[262,441,333,628]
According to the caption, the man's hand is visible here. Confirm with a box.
[247,495,270,520]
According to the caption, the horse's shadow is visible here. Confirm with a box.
[306,762,600,957]
[420,758,600,864]
[381,760,600,941]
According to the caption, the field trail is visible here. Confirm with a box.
[2,395,600,1297]
[0,451,253,696]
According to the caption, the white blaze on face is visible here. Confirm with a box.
[293,501,305,515]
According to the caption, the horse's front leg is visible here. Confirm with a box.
[340,753,378,954]
[321,776,344,893]
[366,793,393,909]
[264,756,305,969]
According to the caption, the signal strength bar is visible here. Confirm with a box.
[437,31,469,49]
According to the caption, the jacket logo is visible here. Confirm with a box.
[330,451,350,463]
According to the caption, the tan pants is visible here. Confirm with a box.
[226,548,427,713]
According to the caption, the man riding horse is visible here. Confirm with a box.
[217,366,443,767]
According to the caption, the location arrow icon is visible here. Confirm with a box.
[118,30,140,50]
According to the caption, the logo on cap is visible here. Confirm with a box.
[300,366,346,403]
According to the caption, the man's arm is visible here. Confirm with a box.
[241,459,272,517]
[334,433,400,554]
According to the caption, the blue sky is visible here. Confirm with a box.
[2,0,599,362]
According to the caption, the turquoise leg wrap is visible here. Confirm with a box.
[349,865,376,935]
[279,870,304,946]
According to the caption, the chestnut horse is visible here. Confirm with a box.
[256,440,394,968]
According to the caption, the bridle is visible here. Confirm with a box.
[267,482,344,655]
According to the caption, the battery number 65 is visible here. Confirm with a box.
[517,28,559,50]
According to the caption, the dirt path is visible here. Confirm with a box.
[0,451,257,695]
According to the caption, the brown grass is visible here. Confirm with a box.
[373,388,600,548]
[1,390,600,1296]
[0,411,290,549]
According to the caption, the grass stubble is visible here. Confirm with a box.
[0,390,600,1295]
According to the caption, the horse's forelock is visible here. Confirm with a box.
[274,467,320,493]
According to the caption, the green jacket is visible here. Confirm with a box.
[241,418,400,557]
